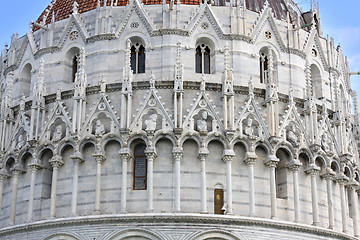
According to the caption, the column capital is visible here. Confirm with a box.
[222,149,235,162]
[198,148,209,161]
[11,164,26,175]
[320,167,336,180]
[28,159,43,172]
[305,164,321,176]
[336,173,349,185]
[264,155,279,168]
[119,148,131,162]
[70,151,84,164]
[145,147,157,160]
[287,159,302,172]
[244,151,257,165]
[346,179,359,190]
[93,150,106,163]
[0,168,10,180]
[173,147,183,161]
[49,155,64,168]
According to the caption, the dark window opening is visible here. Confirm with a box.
[72,55,78,82]
[260,53,268,84]
[133,143,147,190]
[130,43,146,74]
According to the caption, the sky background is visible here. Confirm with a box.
[0,0,359,99]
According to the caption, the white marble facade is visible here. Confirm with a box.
[0,0,360,239]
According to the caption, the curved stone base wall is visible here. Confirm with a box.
[0,214,355,240]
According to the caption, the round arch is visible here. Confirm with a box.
[104,228,163,240]
[188,229,245,240]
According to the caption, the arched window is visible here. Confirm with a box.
[310,64,322,99]
[130,43,145,74]
[65,47,80,83]
[260,52,269,84]
[19,63,32,98]
[196,44,211,74]
[133,143,147,190]
[72,55,79,82]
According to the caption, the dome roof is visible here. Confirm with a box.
[35,0,304,28]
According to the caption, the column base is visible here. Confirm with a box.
[200,211,208,214]
[328,226,334,230]
[146,209,154,213]
[312,222,319,227]
[120,210,127,214]
[94,210,101,215]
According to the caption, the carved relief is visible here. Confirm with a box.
[145,114,158,131]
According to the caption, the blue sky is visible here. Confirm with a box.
[0,0,360,98]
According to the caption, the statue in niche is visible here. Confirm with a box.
[52,125,63,142]
[145,114,157,131]
[197,111,208,132]
[348,141,354,155]
[95,119,105,136]
[286,124,298,145]
[16,135,25,149]
[321,133,331,152]
[244,118,254,136]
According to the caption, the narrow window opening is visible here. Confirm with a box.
[72,55,79,82]
[133,143,147,190]
[130,43,146,74]
[195,44,211,74]
[260,53,268,84]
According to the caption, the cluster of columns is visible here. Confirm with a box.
[1,148,360,239]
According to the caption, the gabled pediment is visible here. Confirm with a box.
[58,13,89,49]
[185,4,225,38]
[303,27,329,70]
[80,92,120,137]
[115,0,155,37]
[250,4,286,51]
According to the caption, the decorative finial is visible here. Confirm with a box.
[20,94,26,111]
[73,1,79,14]
[56,82,62,101]
[248,77,254,98]
[149,71,156,89]
[100,76,106,93]
[200,74,206,92]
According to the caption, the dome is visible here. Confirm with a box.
[35,0,304,28]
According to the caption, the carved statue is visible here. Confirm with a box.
[244,118,254,136]
[287,124,298,145]
[145,114,157,131]
[52,125,63,141]
[321,133,331,152]
[197,111,208,131]
[16,135,25,149]
[95,119,105,136]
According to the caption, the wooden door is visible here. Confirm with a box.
[214,189,224,214]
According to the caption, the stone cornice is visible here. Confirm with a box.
[0,214,356,239]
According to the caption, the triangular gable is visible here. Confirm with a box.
[303,27,329,70]
[115,0,155,37]
[185,4,225,38]
[6,111,30,150]
[58,13,89,49]
[183,78,224,133]
[130,84,173,133]
[235,94,269,139]
[279,99,309,146]
[250,3,286,51]
[39,99,72,142]
[317,112,340,154]
[80,92,120,137]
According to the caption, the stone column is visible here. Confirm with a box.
[145,147,156,212]
[347,181,359,237]
[93,151,105,215]
[173,147,183,212]
[27,160,43,222]
[10,165,26,225]
[199,148,209,213]
[305,164,321,226]
[223,149,235,215]
[119,148,130,213]
[320,167,336,229]
[264,155,279,219]
[70,152,84,217]
[244,151,257,217]
[49,155,64,218]
[0,169,10,214]
[287,159,302,223]
[337,173,349,233]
